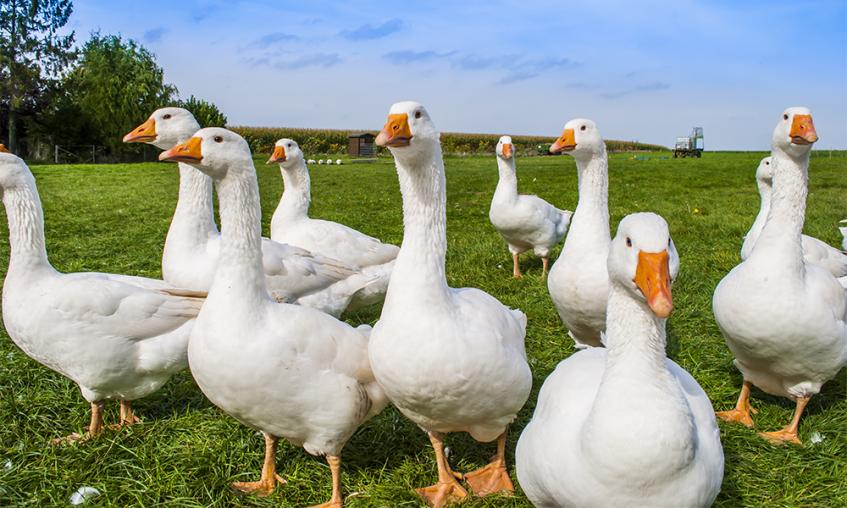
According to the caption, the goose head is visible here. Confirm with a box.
[755,156,773,190]
[608,212,680,319]
[496,136,514,160]
[375,101,439,162]
[267,138,305,169]
[550,118,604,161]
[159,127,252,181]
[772,107,817,158]
[123,107,201,151]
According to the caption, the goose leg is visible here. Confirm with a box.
[416,432,468,508]
[541,257,549,279]
[232,432,286,496]
[109,400,142,430]
[51,401,105,445]
[310,455,343,508]
[463,430,515,497]
[512,253,522,279]
[759,396,810,446]
[716,381,757,428]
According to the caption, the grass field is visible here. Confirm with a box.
[1,151,845,507]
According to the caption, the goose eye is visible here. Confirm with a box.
[765,161,769,165]
[415,111,422,119]
[213,136,223,143]
[580,125,587,131]
[783,114,789,120]
[626,237,632,247]
[668,238,672,247]
[163,114,172,120]
[287,143,292,148]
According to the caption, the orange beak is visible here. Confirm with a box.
[501,143,513,158]
[159,137,203,163]
[0,144,9,153]
[550,128,576,153]
[789,114,818,145]
[267,145,287,164]
[375,113,413,147]
[123,118,157,143]
[634,250,673,318]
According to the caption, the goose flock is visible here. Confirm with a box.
[0,103,844,507]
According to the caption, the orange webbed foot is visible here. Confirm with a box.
[759,429,802,446]
[231,474,284,497]
[464,461,514,497]
[416,479,468,508]
[716,407,756,428]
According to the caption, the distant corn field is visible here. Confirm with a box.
[230,126,668,156]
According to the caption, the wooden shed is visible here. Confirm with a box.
[348,132,375,156]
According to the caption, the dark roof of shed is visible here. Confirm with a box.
[348,132,376,139]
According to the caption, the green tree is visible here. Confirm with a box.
[0,0,76,153]
[177,95,227,128]
[64,33,176,153]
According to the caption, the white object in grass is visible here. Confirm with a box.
[69,487,101,505]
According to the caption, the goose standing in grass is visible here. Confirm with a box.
[159,128,387,507]
[489,135,572,279]
[741,156,847,277]
[0,146,204,443]
[516,213,724,508]
[124,108,374,317]
[368,102,532,507]
[268,138,398,309]
[713,108,847,445]
[546,119,611,348]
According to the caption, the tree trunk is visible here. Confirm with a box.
[8,106,19,155]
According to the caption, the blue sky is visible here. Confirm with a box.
[70,0,846,149]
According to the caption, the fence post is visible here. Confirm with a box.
[54,145,59,164]
[92,145,96,164]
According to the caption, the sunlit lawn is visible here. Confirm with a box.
[0,151,845,506]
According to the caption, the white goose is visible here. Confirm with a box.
[713,108,847,445]
[741,156,847,277]
[268,138,398,309]
[368,102,532,507]
[0,146,204,443]
[840,220,846,251]
[124,108,374,317]
[516,213,724,508]
[489,135,572,279]
[159,129,387,507]
[546,119,610,348]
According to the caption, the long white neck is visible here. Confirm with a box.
[166,164,218,247]
[748,148,808,273]
[210,162,268,306]
[492,156,518,203]
[273,160,311,223]
[566,150,610,247]
[387,141,450,301]
[741,177,772,259]
[2,173,53,274]
[581,281,695,478]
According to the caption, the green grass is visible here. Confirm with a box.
[1,151,845,507]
